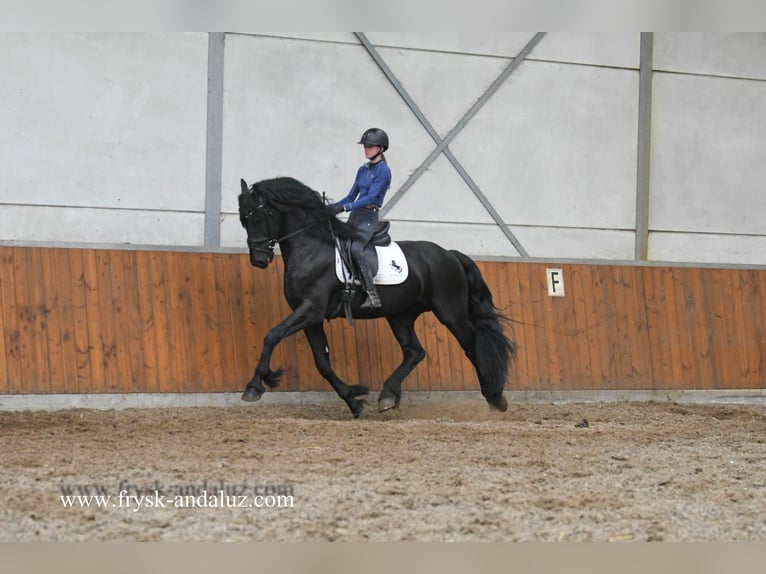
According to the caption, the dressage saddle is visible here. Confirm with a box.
[338,220,391,279]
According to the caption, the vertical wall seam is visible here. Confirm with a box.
[635,32,654,261]
[204,32,225,248]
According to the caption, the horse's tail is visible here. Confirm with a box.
[450,250,516,411]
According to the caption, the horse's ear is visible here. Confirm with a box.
[240,179,249,194]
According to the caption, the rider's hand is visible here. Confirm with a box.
[330,204,345,215]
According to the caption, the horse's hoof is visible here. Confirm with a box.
[351,400,367,420]
[241,387,264,402]
[488,394,508,412]
[378,395,398,413]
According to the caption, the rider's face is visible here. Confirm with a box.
[363,144,382,161]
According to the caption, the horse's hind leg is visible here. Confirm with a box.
[379,311,426,412]
[303,323,369,419]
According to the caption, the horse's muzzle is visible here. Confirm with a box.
[249,251,271,268]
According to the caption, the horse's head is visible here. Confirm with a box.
[239,179,282,268]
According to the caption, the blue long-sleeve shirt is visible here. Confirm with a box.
[335,161,391,211]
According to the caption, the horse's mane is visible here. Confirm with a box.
[240,177,357,243]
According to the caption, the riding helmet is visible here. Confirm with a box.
[358,128,389,151]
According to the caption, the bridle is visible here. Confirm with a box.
[241,193,321,259]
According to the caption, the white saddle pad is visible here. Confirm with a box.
[335,242,409,286]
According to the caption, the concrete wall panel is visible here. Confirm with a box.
[452,61,639,230]
[221,34,437,214]
[0,205,203,246]
[649,232,766,265]
[0,33,208,215]
[650,73,766,236]
[655,33,766,80]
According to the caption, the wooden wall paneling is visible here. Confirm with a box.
[0,252,7,391]
[0,248,18,392]
[519,263,543,387]
[511,262,535,390]
[217,253,242,390]
[119,250,147,391]
[536,266,561,388]
[104,249,128,391]
[159,251,185,390]
[680,268,704,387]
[585,266,608,388]
[602,265,624,388]
[199,253,226,391]
[148,250,174,393]
[736,269,760,388]
[757,271,766,385]
[569,265,593,389]
[186,252,208,389]
[672,266,696,388]
[568,264,590,389]
[628,265,653,388]
[95,250,122,391]
[181,251,206,391]
[639,265,660,388]
[134,251,160,393]
[703,267,729,389]
[612,266,635,388]
[657,267,683,387]
[584,265,609,389]
[519,262,539,389]
[2,247,765,396]
[720,269,744,387]
[652,267,680,385]
[18,248,49,393]
[38,248,60,392]
[68,249,92,392]
[687,268,714,389]
[647,266,672,387]
[49,248,79,392]
[179,253,215,396]
[610,265,637,389]
[745,269,764,388]
[625,266,646,387]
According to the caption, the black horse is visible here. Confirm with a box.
[238,177,515,418]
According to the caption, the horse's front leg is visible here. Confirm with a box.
[302,323,369,419]
[242,301,316,402]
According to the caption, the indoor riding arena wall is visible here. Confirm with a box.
[1,33,765,402]
[0,245,762,396]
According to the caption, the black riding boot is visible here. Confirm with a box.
[356,257,382,309]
